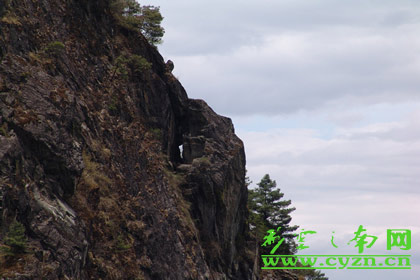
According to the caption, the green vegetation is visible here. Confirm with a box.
[26,42,64,73]
[0,13,21,26]
[82,151,112,193]
[108,94,119,114]
[115,234,131,251]
[195,156,211,166]
[248,174,298,255]
[0,2,21,26]
[149,128,162,140]
[298,269,329,280]
[1,220,27,256]
[28,51,41,65]
[0,123,8,137]
[128,54,152,73]
[43,41,65,57]
[248,174,328,279]
[139,5,165,45]
[110,0,165,45]
[112,54,151,80]
[113,55,129,79]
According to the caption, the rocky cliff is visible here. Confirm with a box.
[0,0,256,279]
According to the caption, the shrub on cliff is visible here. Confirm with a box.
[111,54,151,80]
[1,220,27,256]
[128,54,152,73]
[43,41,65,57]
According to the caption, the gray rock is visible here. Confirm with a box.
[166,59,174,72]
[0,0,256,279]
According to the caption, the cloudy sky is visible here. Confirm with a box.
[147,0,420,278]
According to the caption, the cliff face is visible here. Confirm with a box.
[0,0,255,279]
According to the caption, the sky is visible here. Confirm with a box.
[146,1,420,279]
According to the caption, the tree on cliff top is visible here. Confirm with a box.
[111,0,165,45]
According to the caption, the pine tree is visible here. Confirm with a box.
[110,0,165,45]
[138,5,165,45]
[1,220,27,256]
[306,270,329,280]
[248,174,298,254]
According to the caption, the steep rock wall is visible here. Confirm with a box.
[0,0,255,279]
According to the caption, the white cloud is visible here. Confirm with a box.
[163,24,420,115]
[239,111,420,193]
[152,0,420,116]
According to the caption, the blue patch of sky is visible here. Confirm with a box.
[234,101,419,140]
[233,113,336,140]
